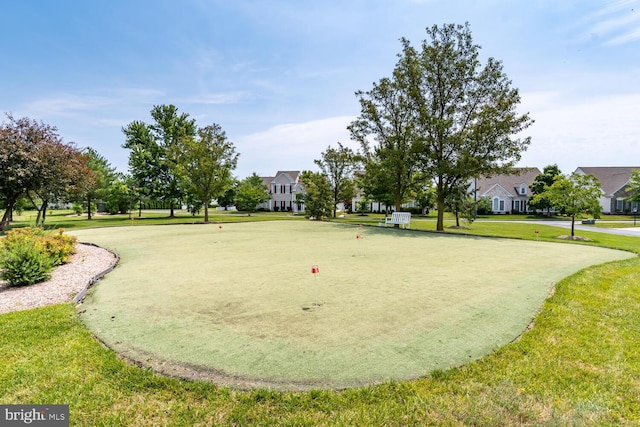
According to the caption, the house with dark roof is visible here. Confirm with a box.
[259,171,305,212]
[470,167,541,214]
[574,167,640,214]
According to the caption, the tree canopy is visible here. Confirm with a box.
[122,105,196,217]
[352,23,533,230]
[533,173,602,237]
[171,124,238,222]
[299,171,332,220]
[409,23,533,230]
[79,147,116,219]
[0,114,86,228]
[349,75,421,214]
[235,173,270,214]
[314,143,361,217]
[625,170,640,210]
[529,164,562,214]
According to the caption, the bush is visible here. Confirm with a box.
[40,230,77,266]
[0,227,76,287]
[0,242,54,286]
[72,202,83,215]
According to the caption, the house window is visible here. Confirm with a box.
[514,200,521,212]
[499,200,505,211]
[520,186,526,195]
[273,185,277,194]
[616,199,624,212]
[492,198,499,211]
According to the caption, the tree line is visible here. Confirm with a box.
[5,23,635,231]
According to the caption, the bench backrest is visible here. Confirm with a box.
[391,212,411,222]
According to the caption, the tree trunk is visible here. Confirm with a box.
[571,215,575,237]
[41,200,48,226]
[169,201,175,218]
[0,207,11,231]
[394,195,403,228]
[204,203,209,223]
[87,195,93,220]
[436,197,445,231]
[34,199,48,227]
[455,209,460,227]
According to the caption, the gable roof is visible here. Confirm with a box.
[274,170,300,183]
[260,176,274,188]
[475,167,541,197]
[575,167,640,195]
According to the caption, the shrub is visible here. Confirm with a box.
[72,202,83,215]
[40,230,77,266]
[0,227,76,287]
[0,242,54,286]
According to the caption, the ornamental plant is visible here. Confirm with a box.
[0,227,76,287]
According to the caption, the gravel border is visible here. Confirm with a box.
[0,243,119,314]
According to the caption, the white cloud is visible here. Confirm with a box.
[24,94,115,117]
[580,0,640,46]
[22,88,166,120]
[235,116,357,178]
[518,91,640,172]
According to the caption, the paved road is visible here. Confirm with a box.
[482,220,640,237]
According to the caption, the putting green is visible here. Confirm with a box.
[73,222,634,390]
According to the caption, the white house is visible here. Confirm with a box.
[575,167,640,214]
[471,167,541,214]
[259,171,305,213]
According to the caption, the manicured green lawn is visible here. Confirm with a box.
[7,209,303,231]
[1,217,639,425]
[71,222,631,390]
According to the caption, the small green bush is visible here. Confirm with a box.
[0,242,54,286]
[72,202,83,215]
[0,227,76,287]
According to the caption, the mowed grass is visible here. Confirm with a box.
[70,221,633,390]
[1,218,639,425]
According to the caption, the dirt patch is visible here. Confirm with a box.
[557,235,592,241]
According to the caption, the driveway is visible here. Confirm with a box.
[505,220,640,237]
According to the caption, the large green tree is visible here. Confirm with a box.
[299,170,332,220]
[0,115,40,228]
[235,173,270,215]
[0,115,87,227]
[529,164,562,215]
[349,74,421,214]
[29,141,88,226]
[400,23,533,231]
[625,170,640,211]
[122,105,196,217]
[171,124,238,222]
[79,147,116,219]
[533,173,602,237]
[355,163,394,216]
[314,143,361,218]
[0,114,69,228]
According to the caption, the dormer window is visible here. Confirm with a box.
[519,185,527,195]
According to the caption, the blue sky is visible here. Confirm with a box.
[2,0,639,178]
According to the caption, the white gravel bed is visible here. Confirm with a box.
[0,243,118,314]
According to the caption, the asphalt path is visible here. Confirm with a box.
[483,220,640,237]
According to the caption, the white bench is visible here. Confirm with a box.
[384,212,411,229]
